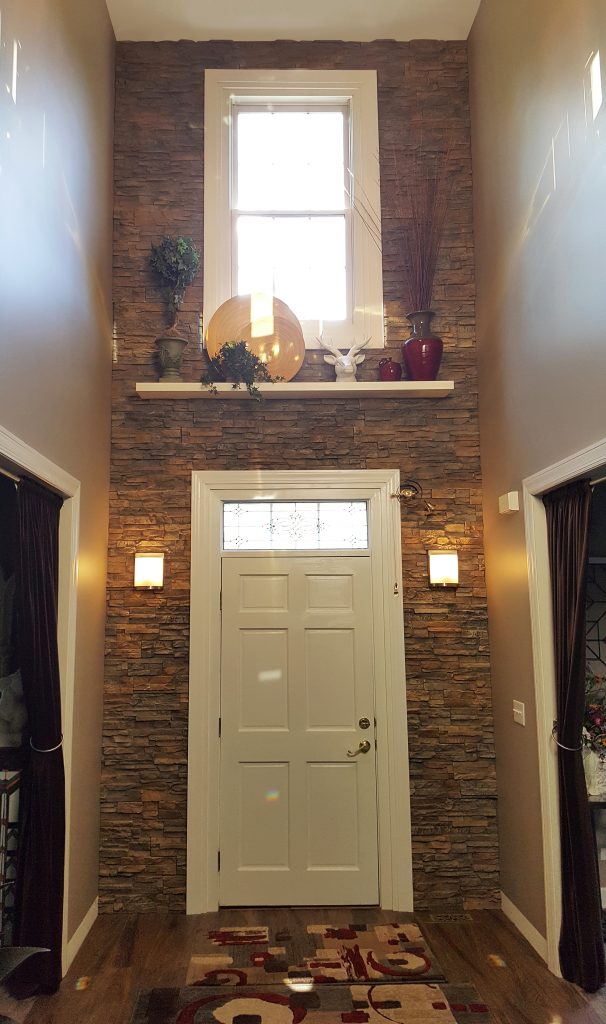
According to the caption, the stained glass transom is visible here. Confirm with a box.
[222,501,368,551]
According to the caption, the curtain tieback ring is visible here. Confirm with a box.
[551,722,583,752]
[30,735,63,753]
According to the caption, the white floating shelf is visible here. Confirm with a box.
[136,380,455,400]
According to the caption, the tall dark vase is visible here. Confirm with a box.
[402,310,443,381]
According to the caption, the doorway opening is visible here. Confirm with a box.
[0,425,80,976]
[525,435,606,978]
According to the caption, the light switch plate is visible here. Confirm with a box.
[513,700,525,726]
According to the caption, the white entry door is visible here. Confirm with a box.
[219,555,379,905]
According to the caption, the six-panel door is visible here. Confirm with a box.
[219,555,379,905]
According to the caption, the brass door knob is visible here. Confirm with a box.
[347,740,371,757]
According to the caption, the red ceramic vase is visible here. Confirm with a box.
[378,358,402,381]
[402,310,443,381]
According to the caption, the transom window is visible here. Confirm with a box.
[222,501,369,550]
[204,69,385,350]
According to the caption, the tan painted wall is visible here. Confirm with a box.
[0,0,114,938]
[469,0,606,934]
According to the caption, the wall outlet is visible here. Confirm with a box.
[513,700,525,726]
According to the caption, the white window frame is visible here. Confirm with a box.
[203,69,385,350]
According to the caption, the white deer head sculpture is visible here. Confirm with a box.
[317,336,371,381]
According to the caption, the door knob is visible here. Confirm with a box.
[347,740,371,757]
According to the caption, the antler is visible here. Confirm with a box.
[316,334,343,360]
[346,337,372,360]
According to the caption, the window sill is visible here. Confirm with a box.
[136,381,455,400]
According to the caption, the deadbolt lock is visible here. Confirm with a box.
[359,717,371,730]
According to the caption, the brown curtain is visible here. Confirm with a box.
[544,479,605,992]
[11,479,65,994]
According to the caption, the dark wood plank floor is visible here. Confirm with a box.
[23,908,606,1024]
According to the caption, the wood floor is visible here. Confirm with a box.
[22,907,606,1024]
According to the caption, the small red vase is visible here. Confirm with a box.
[378,358,402,381]
[402,310,443,381]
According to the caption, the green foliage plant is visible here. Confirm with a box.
[149,236,201,328]
[584,669,606,759]
[201,341,278,401]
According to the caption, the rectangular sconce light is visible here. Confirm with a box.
[427,548,459,588]
[134,552,164,590]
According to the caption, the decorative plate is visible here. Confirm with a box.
[205,295,305,382]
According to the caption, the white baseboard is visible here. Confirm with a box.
[63,897,99,975]
[501,891,548,962]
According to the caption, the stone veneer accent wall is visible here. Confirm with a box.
[102,39,498,912]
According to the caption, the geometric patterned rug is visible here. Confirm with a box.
[129,920,489,1023]
[185,923,446,986]
[129,983,490,1024]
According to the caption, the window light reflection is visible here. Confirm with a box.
[258,670,283,683]
[590,51,603,120]
[250,292,275,339]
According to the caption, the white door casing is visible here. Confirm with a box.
[0,424,81,974]
[523,434,606,974]
[187,469,413,913]
[220,554,379,905]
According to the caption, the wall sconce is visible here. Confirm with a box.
[427,549,459,588]
[134,552,164,590]
[392,479,435,514]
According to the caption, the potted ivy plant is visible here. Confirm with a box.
[149,236,201,382]
[201,341,278,401]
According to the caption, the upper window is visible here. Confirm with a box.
[204,70,384,349]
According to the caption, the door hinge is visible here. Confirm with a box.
[218,850,221,871]
[218,717,222,738]
[219,590,223,611]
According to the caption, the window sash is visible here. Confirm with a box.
[231,102,353,325]
[231,210,353,325]
[232,101,351,213]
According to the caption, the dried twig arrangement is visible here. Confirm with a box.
[397,136,455,311]
[345,161,382,253]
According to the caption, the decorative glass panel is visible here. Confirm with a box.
[223,501,368,551]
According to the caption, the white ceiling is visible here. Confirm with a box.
[106,0,482,43]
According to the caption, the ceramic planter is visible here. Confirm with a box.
[155,334,188,382]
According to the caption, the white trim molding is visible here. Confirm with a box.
[187,469,413,913]
[136,381,455,401]
[501,892,548,962]
[523,433,606,977]
[0,424,81,979]
[64,898,98,973]
[203,69,385,350]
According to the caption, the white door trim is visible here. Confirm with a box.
[523,434,606,976]
[187,469,413,913]
[0,424,80,976]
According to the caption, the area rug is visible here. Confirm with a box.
[129,983,490,1024]
[186,923,445,987]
